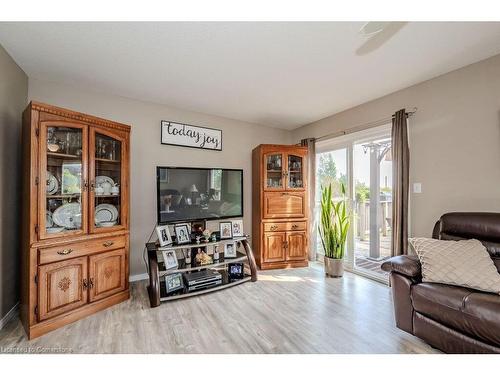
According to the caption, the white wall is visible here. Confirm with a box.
[29,78,291,277]
[292,54,500,238]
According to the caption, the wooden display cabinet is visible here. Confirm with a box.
[21,102,130,339]
[252,144,309,269]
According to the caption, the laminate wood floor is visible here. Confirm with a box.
[0,263,439,353]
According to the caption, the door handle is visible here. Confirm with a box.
[57,249,73,255]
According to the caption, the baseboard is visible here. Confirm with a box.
[129,273,149,282]
[0,302,19,330]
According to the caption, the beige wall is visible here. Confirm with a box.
[0,45,28,318]
[28,78,291,277]
[292,54,500,238]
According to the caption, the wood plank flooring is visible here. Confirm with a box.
[0,263,439,353]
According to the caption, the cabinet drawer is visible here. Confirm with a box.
[39,236,126,264]
[264,221,307,232]
[263,192,305,219]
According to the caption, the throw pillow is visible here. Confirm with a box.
[409,237,500,294]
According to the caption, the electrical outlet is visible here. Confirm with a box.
[413,183,422,194]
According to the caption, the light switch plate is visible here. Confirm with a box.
[413,183,422,193]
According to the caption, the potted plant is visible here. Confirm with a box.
[319,183,350,277]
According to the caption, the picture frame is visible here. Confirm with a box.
[231,219,243,237]
[224,242,237,258]
[228,262,244,280]
[174,223,191,244]
[162,249,178,270]
[219,221,233,239]
[156,225,173,247]
[165,273,183,293]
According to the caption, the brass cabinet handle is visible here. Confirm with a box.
[83,179,88,192]
[270,225,278,231]
[283,241,288,249]
[291,224,299,230]
[89,278,94,289]
[83,278,88,290]
[57,249,73,255]
[103,241,114,247]
[90,181,95,192]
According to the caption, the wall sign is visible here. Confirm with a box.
[161,120,222,151]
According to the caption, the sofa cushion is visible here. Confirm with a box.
[412,283,500,347]
[410,237,500,294]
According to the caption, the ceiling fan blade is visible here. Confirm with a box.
[356,22,408,56]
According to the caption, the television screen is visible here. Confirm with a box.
[157,167,243,224]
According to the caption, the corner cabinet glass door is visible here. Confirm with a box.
[286,153,305,190]
[89,127,126,233]
[39,122,88,239]
[264,152,284,190]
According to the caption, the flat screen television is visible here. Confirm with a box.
[156,167,243,224]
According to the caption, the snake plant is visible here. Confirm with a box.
[319,183,350,259]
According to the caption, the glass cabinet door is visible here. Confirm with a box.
[264,153,284,190]
[89,128,126,233]
[40,123,88,239]
[286,154,305,190]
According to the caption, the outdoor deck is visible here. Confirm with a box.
[354,236,391,277]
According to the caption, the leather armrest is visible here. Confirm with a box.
[381,255,422,279]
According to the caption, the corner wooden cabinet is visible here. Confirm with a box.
[252,144,309,269]
[21,101,130,339]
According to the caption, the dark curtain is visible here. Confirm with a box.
[300,138,316,261]
[391,109,410,256]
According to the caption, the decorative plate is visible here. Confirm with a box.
[47,227,64,234]
[46,211,53,228]
[53,203,82,229]
[46,171,59,195]
[95,175,115,187]
[95,204,119,225]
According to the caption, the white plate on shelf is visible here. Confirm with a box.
[53,203,82,229]
[46,211,53,228]
[46,171,59,195]
[47,227,64,234]
[99,221,117,227]
[95,204,119,225]
[95,176,114,187]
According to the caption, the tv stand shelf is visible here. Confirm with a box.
[146,236,258,307]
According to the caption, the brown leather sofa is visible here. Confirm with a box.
[381,212,500,353]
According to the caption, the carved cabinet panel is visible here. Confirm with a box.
[38,257,88,321]
[286,231,307,261]
[263,232,287,263]
[88,248,126,302]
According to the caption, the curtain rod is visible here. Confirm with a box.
[314,107,417,143]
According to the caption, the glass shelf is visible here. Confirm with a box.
[157,251,248,277]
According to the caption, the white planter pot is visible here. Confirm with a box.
[324,257,344,278]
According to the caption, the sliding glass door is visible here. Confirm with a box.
[315,124,392,281]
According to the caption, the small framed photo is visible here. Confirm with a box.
[228,263,245,280]
[162,249,178,270]
[219,221,233,239]
[165,273,183,293]
[224,242,237,258]
[174,223,191,244]
[231,219,243,237]
[156,225,172,247]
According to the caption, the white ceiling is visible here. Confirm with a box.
[1,22,500,130]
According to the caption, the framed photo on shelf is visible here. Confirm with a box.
[224,242,237,258]
[219,221,233,239]
[165,273,183,293]
[162,249,178,270]
[231,219,243,237]
[174,223,191,244]
[156,225,172,247]
[228,263,244,280]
